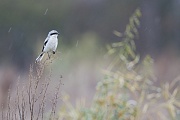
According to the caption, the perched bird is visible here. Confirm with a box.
[35,30,59,63]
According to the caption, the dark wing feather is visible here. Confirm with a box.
[42,37,49,52]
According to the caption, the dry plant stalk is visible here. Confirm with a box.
[0,60,63,120]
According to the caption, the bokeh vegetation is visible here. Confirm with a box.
[58,9,180,120]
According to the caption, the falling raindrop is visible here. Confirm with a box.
[76,40,79,47]
[44,8,48,15]
[8,27,12,33]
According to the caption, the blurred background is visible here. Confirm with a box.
[0,0,180,104]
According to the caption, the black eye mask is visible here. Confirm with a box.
[50,32,59,36]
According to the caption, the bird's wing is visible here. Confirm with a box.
[42,37,49,52]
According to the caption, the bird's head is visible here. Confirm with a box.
[48,30,59,36]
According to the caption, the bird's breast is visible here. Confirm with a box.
[44,37,58,52]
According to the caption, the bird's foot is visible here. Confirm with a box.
[47,53,50,59]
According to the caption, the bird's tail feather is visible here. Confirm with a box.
[35,53,44,63]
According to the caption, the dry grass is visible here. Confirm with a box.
[0,59,63,120]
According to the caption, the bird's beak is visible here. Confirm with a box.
[58,32,60,35]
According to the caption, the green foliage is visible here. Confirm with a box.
[58,9,180,120]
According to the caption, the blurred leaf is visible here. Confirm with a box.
[107,48,116,55]
[112,42,124,47]
[135,8,142,17]
[125,44,135,58]
[113,30,123,37]
[134,16,140,26]
[130,40,136,50]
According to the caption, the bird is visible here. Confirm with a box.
[35,30,59,63]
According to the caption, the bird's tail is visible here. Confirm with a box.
[35,52,44,63]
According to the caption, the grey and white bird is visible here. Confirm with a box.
[35,30,59,63]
